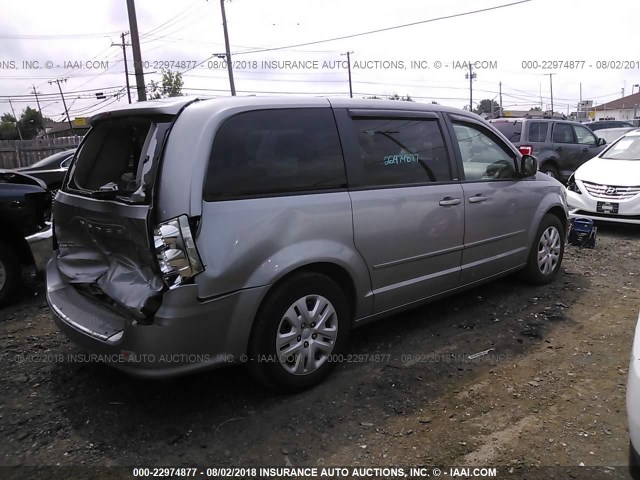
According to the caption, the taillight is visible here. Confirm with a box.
[153,215,204,289]
[519,145,533,156]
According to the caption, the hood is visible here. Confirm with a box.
[575,157,640,186]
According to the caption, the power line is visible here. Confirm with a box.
[231,1,532,56]
[0,86,127,98]
[0,31,121,39]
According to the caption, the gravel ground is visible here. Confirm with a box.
[1,223,638,479]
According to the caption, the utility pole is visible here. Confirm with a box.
[341,51,353,98]
[545,73,556,116]
[126,0,147,101]
[578,82,582,121]
[31,85,46,138]
[465,61,476,111]
[499,81,503,117]
[8,99,23,141]
[48,78,74,136]
[539,83,542,110]
[112,32,132,104]
[219,0,236,95]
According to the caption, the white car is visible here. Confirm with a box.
[629,312,640,479]
[567,129,640,224]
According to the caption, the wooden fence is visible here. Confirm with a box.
[0,137,81,169]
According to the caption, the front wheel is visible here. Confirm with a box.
[520,215,565,285]
[248,272,350,391]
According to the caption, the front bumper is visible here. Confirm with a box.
[26,225,53,271]
[46,253,269,378]
[629,311,640,473]
[567,188,640,225]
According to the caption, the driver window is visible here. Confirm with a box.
[452,123,517,181]
[574,125,597,145]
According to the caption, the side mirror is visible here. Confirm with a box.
[597,137,606,146]
[520,154,538,177]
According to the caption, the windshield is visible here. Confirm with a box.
[601,135,640,160]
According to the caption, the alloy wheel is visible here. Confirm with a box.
[537,226,561,275]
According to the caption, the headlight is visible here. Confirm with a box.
[567,174,581,194]
[153,215,204,288]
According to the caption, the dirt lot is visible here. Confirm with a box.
[1,224,639,479]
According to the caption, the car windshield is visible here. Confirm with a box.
[601,136,640,160]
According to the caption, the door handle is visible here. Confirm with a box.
[439,197,461,206]
[582,147,589,152]
[555,146,563,151]
[468,195,487,203]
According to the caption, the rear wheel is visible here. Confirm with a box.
[0,242,20,305]
[520,214,565,285]
[248,272,350,391]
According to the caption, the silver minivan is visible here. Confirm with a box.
[47,96,568,390]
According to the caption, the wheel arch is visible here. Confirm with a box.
[546,205,569,233]
[254,261,358,329]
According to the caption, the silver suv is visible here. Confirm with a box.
[47,97,568,390]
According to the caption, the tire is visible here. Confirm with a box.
[247,272,350,391]
[520,214,565,285]
[0,242,20,306]
[539,163,559,179]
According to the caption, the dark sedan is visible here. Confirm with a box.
[15,148,75,196]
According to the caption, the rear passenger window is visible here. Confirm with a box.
[352,118,451,186]
[552,123,575,143]
[204,109,346,200]
[528,122,548,142]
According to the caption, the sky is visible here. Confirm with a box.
[1,0,640,123]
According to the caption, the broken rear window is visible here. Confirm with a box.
[70,117,155,197]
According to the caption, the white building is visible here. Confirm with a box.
[590,92,640,121]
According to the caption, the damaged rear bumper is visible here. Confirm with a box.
[46,253,268,378]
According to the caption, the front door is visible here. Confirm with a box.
[447,116,538,286]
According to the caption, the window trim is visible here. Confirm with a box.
[348,109,439,120]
